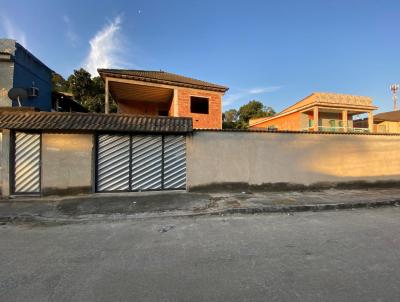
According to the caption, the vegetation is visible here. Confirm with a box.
[222,100,275,129]
[52,68,117,113]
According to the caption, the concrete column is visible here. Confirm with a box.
[368,111,374,133]
[313,107,319,131]
[105,77,109,114]
[173,89,179,116]
[1,129,11,197]
[342,110,348,132]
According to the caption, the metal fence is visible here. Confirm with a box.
[96,134,130,191]
[96,134,186,192]
[13,132,41,194]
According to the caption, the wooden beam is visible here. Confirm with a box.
[105,77,109,114]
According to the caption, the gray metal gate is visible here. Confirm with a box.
[96,134,186,192]
[13,132,41,194]
[163,135,186,189]
[131,135,163,191]
[96,134,130,192]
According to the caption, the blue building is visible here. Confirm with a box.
[0,39,52,111]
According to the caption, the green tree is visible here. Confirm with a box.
[68,68,93,101]
[223,100,275,129]
[222,109,238,129]
[61,68,117,113]
[238,100,275,124]
[51,72,70,92]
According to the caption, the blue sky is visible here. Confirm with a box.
[1,0,399,113]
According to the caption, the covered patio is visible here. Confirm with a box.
[301,106,375,133]
[105,77,176,116]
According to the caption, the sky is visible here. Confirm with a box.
[1,0,399,113]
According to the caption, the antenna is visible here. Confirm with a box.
[8,88,28,107]
[390,84,399,111]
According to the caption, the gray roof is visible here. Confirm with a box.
[374,111,400,122]
[0,111,192,133]
[98,69,229,92]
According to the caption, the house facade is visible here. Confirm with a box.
[98,69,229,129]
[0,39,52,111]
[354,111,400,133]
[249,92,378,132]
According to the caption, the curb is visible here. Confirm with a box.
[211,199,400,215]
[1,199,400,224]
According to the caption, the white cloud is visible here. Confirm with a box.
[63,15,78,47]
[84,16,125,76]
[223,86,282,107]
[1,15,27,47]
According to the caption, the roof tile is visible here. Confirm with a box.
[98,69,229,92]
[0,112,192,133]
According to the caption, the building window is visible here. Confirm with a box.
[190,96,209,114]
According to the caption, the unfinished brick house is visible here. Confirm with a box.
[98,69,229,129]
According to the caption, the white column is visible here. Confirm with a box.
[313,107,319,131]
[368,111,374,133]
[342,110,348,132]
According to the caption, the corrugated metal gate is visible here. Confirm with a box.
[96,134,186,192]
[13,132,41,194]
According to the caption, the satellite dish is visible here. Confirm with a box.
[8,88,28,107]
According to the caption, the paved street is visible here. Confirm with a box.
[1,208,400,301]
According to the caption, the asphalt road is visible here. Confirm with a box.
[1,208,400,301]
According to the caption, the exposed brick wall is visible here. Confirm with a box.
[118,100,159,115]
[250,112,301,130]
[176,88,222,129]
[115,86,223,129]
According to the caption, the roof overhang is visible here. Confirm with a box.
[0,111,193,133]
[374,111,400,122]
[108,79,174,104]
[98,69,229,93]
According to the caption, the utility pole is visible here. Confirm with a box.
[390,84,399,111]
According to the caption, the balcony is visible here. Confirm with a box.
[302,126,370,133]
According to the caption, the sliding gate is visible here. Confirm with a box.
[96,134,186,192]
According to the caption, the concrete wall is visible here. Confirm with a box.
[186,131,400,190]
[376,121,400,134]
[41,133,93,195]
[0,40,15,107]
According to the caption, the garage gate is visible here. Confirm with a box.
[95,134,186,192]
[12,132,41,194]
